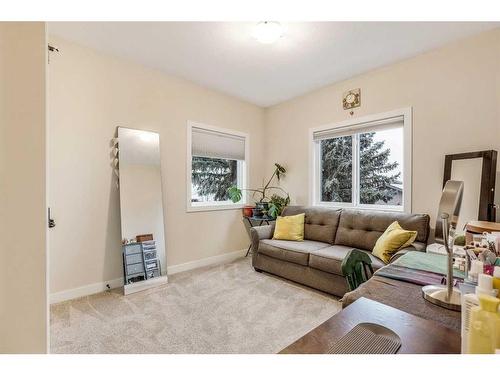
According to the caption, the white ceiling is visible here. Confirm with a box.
[49,22,499,107]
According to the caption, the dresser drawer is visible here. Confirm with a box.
[126,253,143,265]
[124,244,142,255]
[145,259,159,271]
[143,251,157,261]
[146,269,160,279]
[127,262,145,275]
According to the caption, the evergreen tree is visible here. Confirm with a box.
[192,156,237,201]
[321,136,353,202]
[321,133,401,204]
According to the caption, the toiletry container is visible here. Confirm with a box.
[468,260,484,283]
[493,266,500,291]
[461,273,497,353]
[468,295,500,354]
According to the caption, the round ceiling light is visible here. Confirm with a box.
[252,21,284,44]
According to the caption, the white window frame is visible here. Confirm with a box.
[186,121,249,212]
[309,108,412,213]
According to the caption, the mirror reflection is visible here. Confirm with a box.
[449,157,483,233]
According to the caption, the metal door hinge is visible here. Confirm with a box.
[48,207,56,228]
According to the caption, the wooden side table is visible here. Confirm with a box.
[243,216,276,257]
[280,297,460,354]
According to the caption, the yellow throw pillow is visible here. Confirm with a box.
[273,213,305,241]
[372,221,417,263]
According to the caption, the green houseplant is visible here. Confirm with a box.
[228,163,290,219]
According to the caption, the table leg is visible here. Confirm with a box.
[244,217,273,258]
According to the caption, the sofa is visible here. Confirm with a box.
[250,206,430,297]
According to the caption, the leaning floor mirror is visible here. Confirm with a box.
[443,150,497,230]
[116,127,168,295]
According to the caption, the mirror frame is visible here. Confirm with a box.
[443,150,497,222]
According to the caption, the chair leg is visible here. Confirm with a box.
[245,244,252,257]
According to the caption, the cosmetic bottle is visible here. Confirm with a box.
[493,266,500,291]
[467,260,484,283]
[468,294,500,354]
[461,273,497,353]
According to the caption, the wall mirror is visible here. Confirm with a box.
[117,127,168,295]
[443,150,497,232]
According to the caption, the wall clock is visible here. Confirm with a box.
[343,88,361,110]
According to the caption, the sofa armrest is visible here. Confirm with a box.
[250,224,275,253]
[388,242,426,263]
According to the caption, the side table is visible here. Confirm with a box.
[243,216,276,257]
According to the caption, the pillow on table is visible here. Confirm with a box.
[372,221,417,263]
[273,213,305,241]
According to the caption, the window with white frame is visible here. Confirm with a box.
[187,122,248,211]
[312,111,411,211]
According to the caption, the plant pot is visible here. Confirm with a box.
[252,208,263,218]
[255,202,269,211]
[243,206,254,217]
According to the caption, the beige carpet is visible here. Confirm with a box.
[51,257,341,354]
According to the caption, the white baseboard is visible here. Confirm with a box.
[50,249,246,304]
[167,248,246,275]
[50,277,124,304]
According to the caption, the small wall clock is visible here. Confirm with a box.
[343,88,361,110]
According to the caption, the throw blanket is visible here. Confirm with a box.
[375,251,465,286]
[390,251,466,279]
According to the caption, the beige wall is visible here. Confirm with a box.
[48,37,265,294]
[50,28,500,297]
[0,22,47,353]
[264,28,500,228]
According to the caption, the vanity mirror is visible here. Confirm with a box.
[117,127,168,295]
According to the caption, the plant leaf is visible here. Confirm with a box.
[268,204,278,219]
[227,186,242,203]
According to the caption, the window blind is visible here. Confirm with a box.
[313,115,404,141]
[191,126,246,161]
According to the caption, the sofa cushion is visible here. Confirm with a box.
[282,206,341,244]
[259,239,330,266]
[372,221,418,263]
[309,245,386,276]
[334,209,430,251]
[273,213,305,241]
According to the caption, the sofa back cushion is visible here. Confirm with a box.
[282,206,341,244]
[334,209,430,251]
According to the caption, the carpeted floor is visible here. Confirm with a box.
[50,257,341,354]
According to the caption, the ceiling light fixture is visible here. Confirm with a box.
[252,21,284,44]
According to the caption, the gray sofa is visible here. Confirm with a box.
[250,206,430,297]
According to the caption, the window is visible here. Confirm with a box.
[312,109,411,212]
[187,122,248,211]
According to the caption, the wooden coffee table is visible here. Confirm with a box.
[280,297,460,354]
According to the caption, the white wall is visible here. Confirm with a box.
[48,37,265,296]
[0,22,48,353]
[264,28,500,228]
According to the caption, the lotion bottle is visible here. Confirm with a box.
[468,294,500,354]
[493,266,500,291]
[461,273,497,353]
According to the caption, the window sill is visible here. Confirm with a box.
[313,202,407,213]
[187,203,245,213]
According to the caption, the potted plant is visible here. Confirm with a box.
[228,163,290,219]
